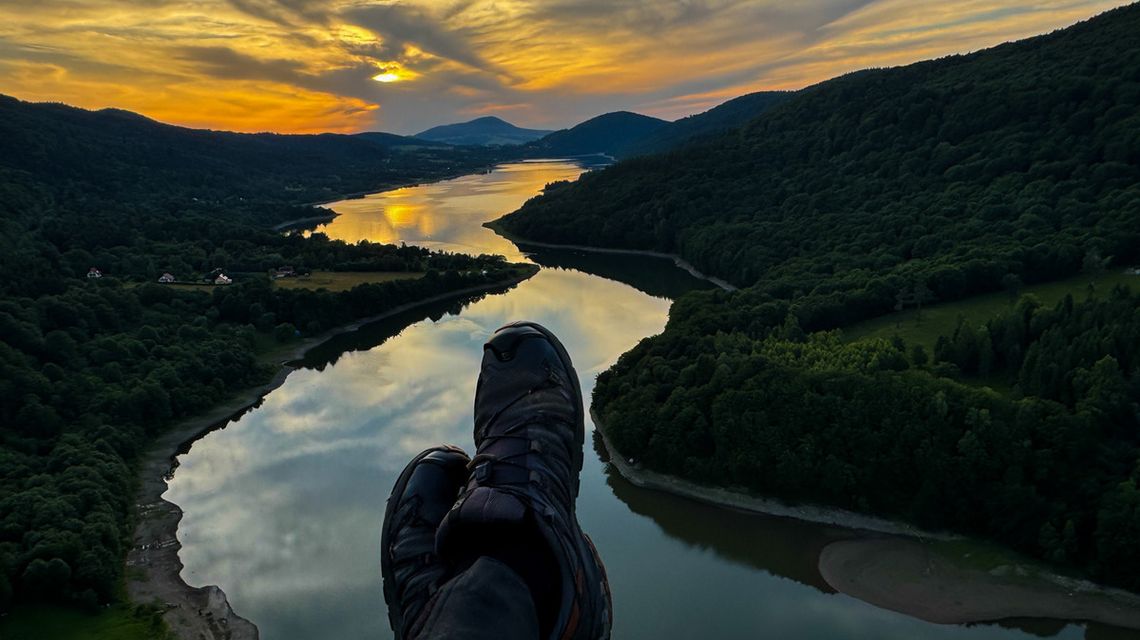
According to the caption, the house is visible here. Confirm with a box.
[87,267,103,279]
[158,273,175,283]
[214,274,233,285]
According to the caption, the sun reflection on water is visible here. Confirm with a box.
[307,161,588,261]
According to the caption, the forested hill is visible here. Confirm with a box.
[525,111,668,157]
[0,95,500,221]
[617,91,792,158]
[498,4,1140,591]
[0,95,527,615]
[499,3,1140,313]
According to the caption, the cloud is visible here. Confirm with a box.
[225,0,332,26]
[0,0,1131,134]
[176,45,307,83]
[341,3,503,75]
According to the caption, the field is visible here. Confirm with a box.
[843,270,1139,350]
[0,604,171,640]
[272,271,423,292]
[160,283,215,293]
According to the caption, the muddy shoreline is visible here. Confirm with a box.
[818,538,1140,629]
[271,212,338,231]
[594,413,1140,630]
[126,271,536,640]
[593,413,948,538]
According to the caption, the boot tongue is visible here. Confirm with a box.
[457,486,527,523]
[436,486,529,561]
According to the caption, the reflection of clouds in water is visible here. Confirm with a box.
[167,263,1085,640]
[166,267,669,640]
[464,269,671,379]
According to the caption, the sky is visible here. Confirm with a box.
[0,1,1130,135]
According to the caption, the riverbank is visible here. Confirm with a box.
[595,413,1140,630]
[126,269,537,640]
[593,413,946,537]
[484,222,739,292]
[271,212,337,232]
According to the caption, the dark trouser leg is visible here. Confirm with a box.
[413,556,540,640]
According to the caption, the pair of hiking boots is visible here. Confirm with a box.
[381,322,612,640]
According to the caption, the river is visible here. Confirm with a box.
[165,160,1130,640]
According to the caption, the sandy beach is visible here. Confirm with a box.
[126,271,536,640]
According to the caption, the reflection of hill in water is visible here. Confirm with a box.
[295,245,712,370]
[593,432,1128,640]
[295,284,516,370]
[521,246,714,300]
[592,431,843,594]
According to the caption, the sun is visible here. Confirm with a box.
[372,72,401,83]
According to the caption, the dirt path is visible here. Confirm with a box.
[818,538,1140,629]
[126,272,536,640]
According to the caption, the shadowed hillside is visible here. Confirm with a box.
[0,95,501,223]
[526,111,668,157]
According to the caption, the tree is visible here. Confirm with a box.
[911,344,929,367]
[274,322,298,343]
[912,280,936,323]
[21,558,71,600]
[1095,478,1140,588]
[1002,273,1023,304]
[1083,248,1110,296]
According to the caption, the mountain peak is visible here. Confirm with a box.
[414,116,553,146]
[528,111,668,156]
[468,115,510,125]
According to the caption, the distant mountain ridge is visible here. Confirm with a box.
[526,111,667,157]
[0,94,498,216]
[414,116,553,146]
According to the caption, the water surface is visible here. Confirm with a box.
[167,161,1127,639]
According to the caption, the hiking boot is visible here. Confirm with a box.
[436,321,612,640]
[382,445,471,639]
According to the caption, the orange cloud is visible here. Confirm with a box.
[0,0,1130,133]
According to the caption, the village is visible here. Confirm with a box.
[85,265,311,286]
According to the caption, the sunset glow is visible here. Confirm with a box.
[0,1,1129,134]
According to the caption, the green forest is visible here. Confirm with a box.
[0,99,524,612]
[497,5,1140,588]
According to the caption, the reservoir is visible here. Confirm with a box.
[165,161,1132,639]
